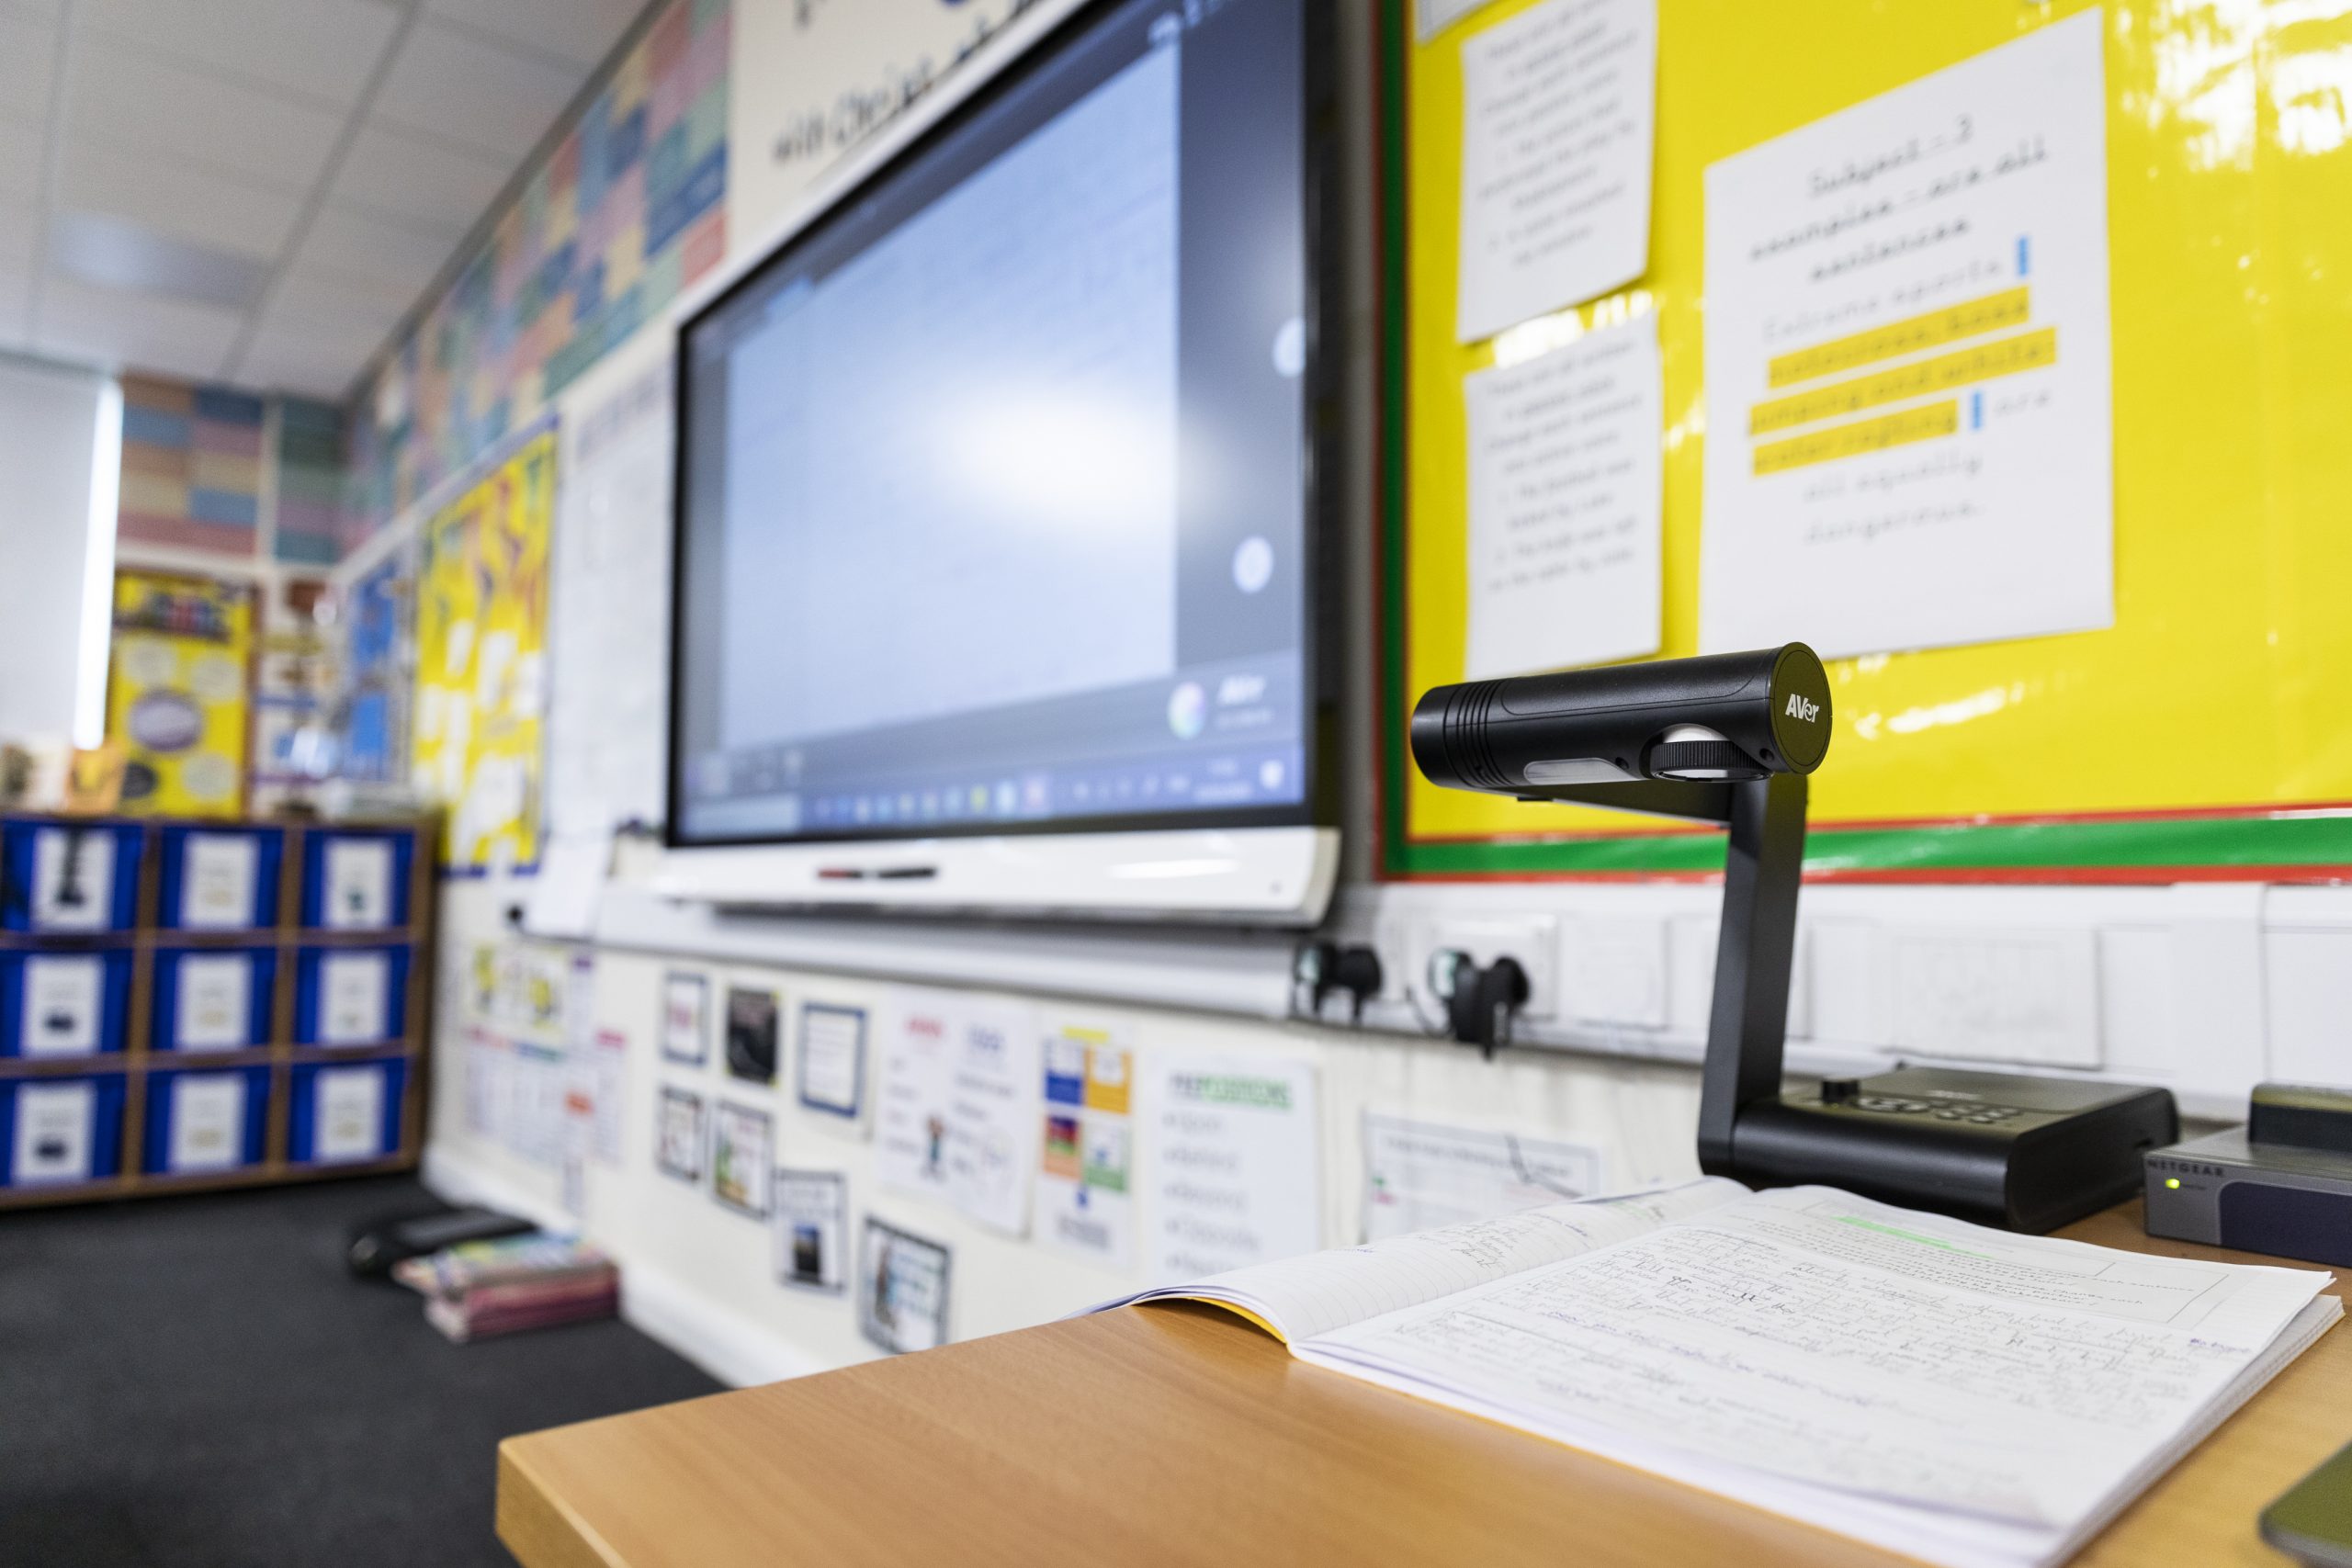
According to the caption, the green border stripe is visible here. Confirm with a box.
[1392,814,2352,877]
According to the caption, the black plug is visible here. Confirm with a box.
[1293,941,1387,1024]
[1428,949,1532,1060]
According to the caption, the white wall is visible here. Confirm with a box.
[0,354,111,745]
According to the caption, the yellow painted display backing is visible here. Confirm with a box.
[1398,0,2352,849]
[107,570,255,818]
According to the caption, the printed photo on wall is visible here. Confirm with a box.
[657,1085,706,1183]
[660,971,709,1066]
[858,1217,951,1355]
[725,985,780,1085]
[773,1168,848,1293]
[712,1101,773,1217]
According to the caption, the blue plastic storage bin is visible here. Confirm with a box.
[0,1072,126,1186]
[0,819,143,932]
[0,948,133,1058]
[288,1058,406,1165]
[154,824,286,931]
[292,945,410,1046]
[141,1066,271,1175]
[151,946,277,1053]
[299,828,415,931]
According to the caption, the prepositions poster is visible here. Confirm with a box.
[1699,12,2111,659]
[1143,1053,1321,1284]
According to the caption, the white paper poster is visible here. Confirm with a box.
[712,1101,773,1218]
[660,971,709,1065]
[1464,312,1663,678]
[321,838,395,929]
[1699,11,2112,658]
[180,833,260,929]
[318,951,391,1045]
[21,953,103,1057]
[1143,1053,1321,1284]
[30,828,114,931]
[591,1027,628,1166]
[1361,1113,1607,1242]
[1419,0,1505,41]
[168,1074,246,1173]
[1457,0,1657,343]
[11,1078,95,1183]
[175,953,254,1051]
[775,1169,849,1293]
[1037,1023,1136,1272]
[797,1002,866,1122]
[875,990,1040,1235]
[858,1217,952,1354]
[313,1065,386,1162]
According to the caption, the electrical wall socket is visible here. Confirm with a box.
[1412,915,1560,1021]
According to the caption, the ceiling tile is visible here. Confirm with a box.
[35,274,243,382]
[0,196,33,271]
[372,17,584,161]
[332,120,510,239]
[0,6,58,130]
[62,142,301,260]
[69,33,345,194]
[75,0,401,109]
[296,202,460,298]
[424,0,645,71]
[267,265,410,339]
[0,118,44,204]
[237,315,386,399]
[0,266,29,345]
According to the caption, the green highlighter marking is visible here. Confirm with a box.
[1833,1214,1995,1259]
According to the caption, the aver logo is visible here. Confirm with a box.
[1784,693,1821,723]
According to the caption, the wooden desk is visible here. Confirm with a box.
[498,1202,2349,1568]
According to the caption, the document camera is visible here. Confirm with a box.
[1411,644,2176,1233]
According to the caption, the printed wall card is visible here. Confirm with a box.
[175,953,254,1051]
[1464,312,1663,678]
[169,1074,246,1173]
[1457,0,1657,343]
[658,1084,706,1183]
[725,985,780,1085]
[321,838,395,929]
[858,1217,952,1354]
[1142,1053,1321,1284]
[713,1102,774,1218]
[774,1169,849,1293]
[797,1002,866,1122]
[875,991,1040,1236]
[319,951,391,1045]
[591,1028,628,1165]
[660,971,710,1066]
[30,828,114,932]
[1699,11,2111,658]
[314,1065,387,1162]
[1361,1113,1607,1242]
[1036,1023,1136,1272]
[12,1079,95,1183]
[180,833,260,929]
[21,954,103,1058]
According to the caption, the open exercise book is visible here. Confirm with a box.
[1090,1179,2340,1568]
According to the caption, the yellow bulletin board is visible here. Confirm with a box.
[107,570,256,818]
[1383,0,2352,883]
[413,425,556,873]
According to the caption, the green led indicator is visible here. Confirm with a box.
[2165,1178,2182,1190]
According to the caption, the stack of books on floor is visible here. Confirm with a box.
[395,1234,618,1343]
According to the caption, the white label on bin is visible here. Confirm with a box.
[13,1079,95,1184]
[181,834,260,930]
[319,952,390,1045]
[321,840,395,930]
[21,954,102,1057]
[31,829,115,932]
[314,1066,385,1163]
[169,1075,245,1173]
[175,954,253,1051]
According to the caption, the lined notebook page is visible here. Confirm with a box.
[1097,1176,1747,1341]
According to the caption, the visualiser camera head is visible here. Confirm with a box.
[1409,642,1830,797]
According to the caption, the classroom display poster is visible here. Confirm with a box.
[1036,1023,1136,1272]
[660,971,710,1065]
[797,1002,867,1123]
[340,549,413,784]
[412,431,555,872]
[467,941,571,1048]
[1361,1113,1607,1242]
[725,985,781,1086]
[462,1028,568,1167]
[657,1085,706,1183]
[858,1217,951,1355]
[1699,12,2110,660]
[712,1102,773,1218]
[1142,1053,1321,1285]
[875,991,1040,1236]
[107,570,254,817]
[774,1168,848,1293]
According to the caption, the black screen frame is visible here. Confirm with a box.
[663,0,1340,853]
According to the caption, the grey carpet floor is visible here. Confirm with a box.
[0,1175,721,1567]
